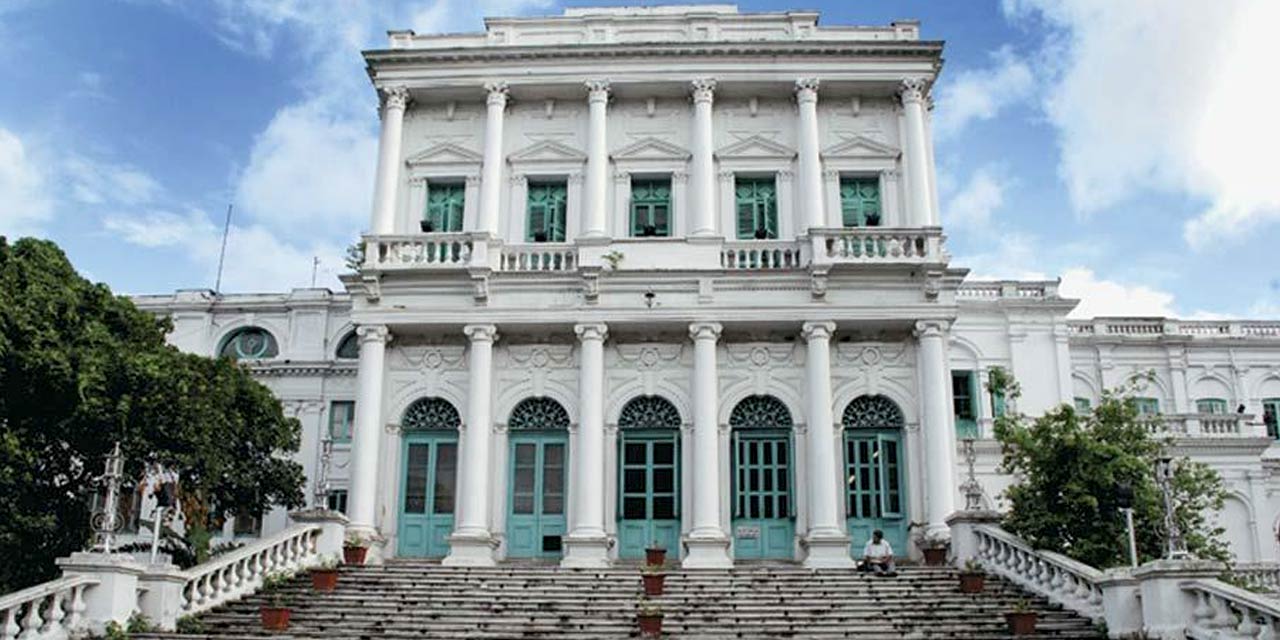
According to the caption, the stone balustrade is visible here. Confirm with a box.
[499,244,577,272]
[811,227,944,265]
[971,524,1105,621]
[1145,414,1263,439]
[1232,562,1280,594]
[1183,579,1280,638]
[180,524,323,616]
[720,241,809,270]
[1068,319,1280,339]
[365,234,474,269]
[0,576,95,640]
[956,280,1058,300]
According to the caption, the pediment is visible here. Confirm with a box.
[404,142,483,167]
[507,139,587,164]
[715,135,797,160]
[821,135,900,160]
[611,137,691,162]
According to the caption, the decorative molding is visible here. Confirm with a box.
[726,343,797,369]
[507,139,588,165]
[801,321,836,341]
[897,78,928,106]
[714,134,797,161]
[390,346,466,372]
[820,134,900,160]
[484,81,509,106]
[615,343,684,370]
[508,345,574,369]
[463,324,499,343]
[357,324,390,344]
[672,170,689,184]
[690,78,717,103]
[689,322,723,342]
[794,77,820,102]
[913,319,950,338]
[574,322,609,343]
[584,79,611,100]
[610,136,692,162]
[404,142,484,167]
[381,85,410,111]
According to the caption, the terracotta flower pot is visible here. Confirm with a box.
[260,606,291,630]
[958,572,985,594]
[644,547,667,567]
[343,546,368,565]
[642,573,666,597]
[922,547,948,566]
[310,568,339,592]
[637,613,663,636]
[1006,611,1038,635]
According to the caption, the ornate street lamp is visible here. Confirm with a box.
[1116,480,1138,567]
[314,436,334,509]
[1154,456,1188,559]
[90,443,125,554]
[959,438,984,511]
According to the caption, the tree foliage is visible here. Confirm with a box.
[0,238,305,591]
[991,371,1229,569]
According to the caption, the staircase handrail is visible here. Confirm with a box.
[179,523,323,616]
[1231,561,1280,593]
[972,523,1105,621]
[0,575,97,639]
[1181,578,1280,638]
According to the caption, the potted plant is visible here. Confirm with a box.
[259,572,293,631]
[309,557,340,592]
[914,529,948,566]
[637,600,664,636]
[419,219,436,233]
[343,532,370,565]
[644,544,667,567]
[1005,599,1037,635]
[958,558,985,594]
[641,564,666,597]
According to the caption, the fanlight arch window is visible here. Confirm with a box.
[401,397,461,431]
[729,395,793,429]
[842,395,905,430]
[509,397,571,431]
[335,332,359,359]
[618,396,681,430]
[218,327,279,360]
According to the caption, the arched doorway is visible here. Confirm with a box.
[398,397,461,558]
[616,396,681,560]
[506,397,570,559]
[730,395,795,560]
[842,395,908,557]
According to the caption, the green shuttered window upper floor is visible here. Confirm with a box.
[631,178,672,237]
[423,183,465,232]
[840,177,882,227]
[527,182,568,243]
[735,177,778,240]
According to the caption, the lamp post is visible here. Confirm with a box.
[958,438,984,511]
[91,443,125,554]
[1155,456,1188,559]
[1116,480,1138,567]
[314,436,333,510]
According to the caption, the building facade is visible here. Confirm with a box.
[133,5,1280,569]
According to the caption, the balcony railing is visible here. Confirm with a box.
[365,234,473,269]
[721,241,809,270]
[1068,319,1280,339]
[1143,413,1265,439]
[811,227,945,265]
[499,244,577,272]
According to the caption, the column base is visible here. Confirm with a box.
[443,531,498,567]
[802,534,855,569]
[560,534,612,568]
[681,534,733,569]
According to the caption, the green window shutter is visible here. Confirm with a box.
[734,177,778,239]
[991,389,1006,418]
[1074,397,1092,412]
[329,401,355,443]
[1195,398,1227,414]
[630,179,672,237]
[951,371,978,438]
[1263,399,1280,439]
[840,177,881,227]
[424,183,465,232]
[1133,397,1160,416]
[526,182,567,242]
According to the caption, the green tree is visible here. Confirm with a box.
[990,368,1229,569]
[0,237,305,591]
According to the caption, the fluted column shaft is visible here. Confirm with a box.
[899,79,934,227]
[795,79,825,232]
[917,320,957,537]
[348,325,389,534]
[690,79,718,237]
[582,81,610,239]
[371,87,408,234]
[477,83,508,236]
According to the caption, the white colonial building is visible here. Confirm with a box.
[133,5,1280,570]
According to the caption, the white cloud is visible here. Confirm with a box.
[944,165,1007,228]
[66,155,163,206]
[0,127,54,237]
[933,45,1034,139]
[1004,0,1280,246]
[955,232,1048,281]
[1058,268,1177,319]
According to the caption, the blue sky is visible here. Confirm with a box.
[0,0,1275,318]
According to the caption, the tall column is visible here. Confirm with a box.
[563,322,610,567]
[348,325,389,543]
[916,320,957,541]
[444,324,499,566]
[581,80,610,240]
[689,79,718,238]
[801,321,854,568]
[371,87,409,235]
[898,79,934,228]
[477,82,508,236]
[795,78,826,233]
[684,322,733,568]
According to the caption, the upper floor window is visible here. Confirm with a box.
[1195,398,1228,414]
[1132,397,1160,416]
[327,489,348,514]
[526,181,567,242]
[422,182,465,233]
[735,177,777,240]
[329,400,355,443]
[951,370,977,438]
[1073,397,1093,413]
[1264,399,1280,439]
[630,178,672,237]
[840,177,881,227]
[335,332,359,359]
[219,327,278,360]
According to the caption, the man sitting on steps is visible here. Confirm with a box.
[858,529,896,576]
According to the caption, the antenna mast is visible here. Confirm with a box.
[214,204,233,295]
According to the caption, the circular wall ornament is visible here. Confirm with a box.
[860,347,881,366]
[749,347,770,367]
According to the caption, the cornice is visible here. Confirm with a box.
[246,361,358,378]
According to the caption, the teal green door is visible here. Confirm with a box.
[507,434,567,559]
[842,395,908,557]
[397,433,458,558]
[732,432,795,559]
[618,433,680,559]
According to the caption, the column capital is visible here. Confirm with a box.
[380,85,410,111]
[794,77,820,103]
[356,324,391,344]
[897,78,929,106]
[689,321,723,342]
[463,324,499,343]
[484,81,509,106]
[801,321,836,341]
[913,319,951,339]
[691,78,717,104]
[584,79,611,102]
[574,322,609,342]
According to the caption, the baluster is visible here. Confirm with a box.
[66,585,86,630]
[18,597,42,640]
[1049,565,1065,593]
[41,590,66,640]
[1209,593,1237,629]
[2,606,18,640]
[212,567,227,603]
[1236,604,1260,637]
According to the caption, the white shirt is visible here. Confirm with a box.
[863,539,893,559]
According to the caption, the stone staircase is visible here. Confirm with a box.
[135,561,1105,639]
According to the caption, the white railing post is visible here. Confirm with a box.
[946,510,1000,564]
[289,508,350,561]
[54,553,144,635]
[1096,570,1142,639]
[1132,559,1223,639]
[136,565,186,631]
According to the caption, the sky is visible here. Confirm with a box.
[0,0,1276,319]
